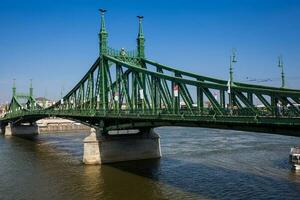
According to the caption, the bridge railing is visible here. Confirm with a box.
[2,105,300,121]
[106,47,138,58]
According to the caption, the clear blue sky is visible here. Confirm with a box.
[0,0,299,103]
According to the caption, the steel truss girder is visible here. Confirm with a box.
[4,53,300,132]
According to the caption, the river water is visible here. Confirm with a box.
[1,127,300,200]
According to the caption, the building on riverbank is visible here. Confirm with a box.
[0,104,8,118]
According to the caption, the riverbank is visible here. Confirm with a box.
[37,118,90,133]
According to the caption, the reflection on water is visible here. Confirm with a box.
[1,127,300,200]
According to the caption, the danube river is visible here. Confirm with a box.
[1,127,300,200]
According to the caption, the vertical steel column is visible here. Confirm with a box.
[138,64,146,113]
[125,72,130,111]
[141,64,146,113]
[115,64,121,113]
[132,72,137,112]
[80,84,84,110]
[271,96,278,116]
[73,94,77,110]
[220,90,225,108]
[172,82,179,114]
[151,76,157,114]
[99,59,108,110]
[247,93,253,105]
[88,73,94,110]
[140,74,146,113]
[229,92,234,114]
[156,67,162,111]
[173,73,180,114]
[197,78,204,114]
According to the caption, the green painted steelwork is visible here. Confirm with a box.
[1,10,300,136]
[6,80,40,114]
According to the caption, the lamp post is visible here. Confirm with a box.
[229,48,237,84]
[228,49,237,114]
[278,55,285,88]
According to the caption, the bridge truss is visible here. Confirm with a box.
[2,10,300,136]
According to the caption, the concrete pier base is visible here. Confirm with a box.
[83,128,162,165]
[83,128,101,164]
[4,123,39,136]
[5,123,12,136]
[0,123,4,135]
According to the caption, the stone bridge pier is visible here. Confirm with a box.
[83,128,162,164]
[2,122,39,136]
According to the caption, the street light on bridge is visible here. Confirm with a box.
[278,55,285,88]
[229,48,237,84]
[227,49,237,93]
[228,49,237,115]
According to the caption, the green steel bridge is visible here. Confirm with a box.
[1,10,300,137]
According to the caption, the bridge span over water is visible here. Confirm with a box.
[1,10,300,164]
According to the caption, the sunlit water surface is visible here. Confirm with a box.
[1,127,300,200]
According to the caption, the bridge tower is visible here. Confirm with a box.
[29,79,33,97]
[99,9,108,54]
[10,79,18,112]
[136,16,147,111]
[28,79,36,110]
[12,79,16,96]
[83,11,161,164]
[98,9,109,111]
[137,16,145,58]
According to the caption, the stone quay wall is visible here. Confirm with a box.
[37,118,90,133]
